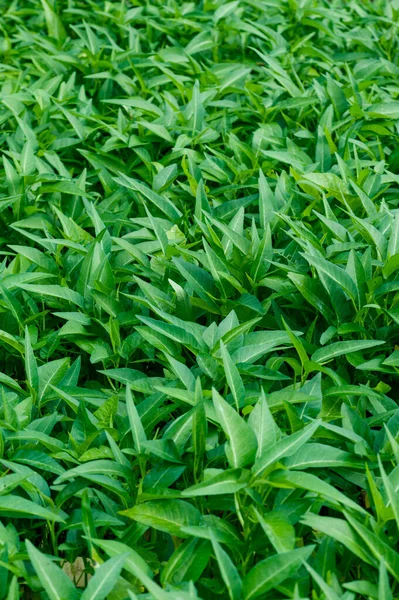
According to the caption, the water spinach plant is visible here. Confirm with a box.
[0,0,398,598]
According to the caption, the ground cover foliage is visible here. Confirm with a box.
[0,0,399,597]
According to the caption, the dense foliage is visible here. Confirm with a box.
[0,0,399,597]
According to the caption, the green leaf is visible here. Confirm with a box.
[121,500,202,537]
[303,561,341,600]
[18,284,85,308]
[115,173,182,221]
[0,496,65,522]
[26,540,79,600]
[93,539,168,600]
[253,507,295,553]
[252,420,320,479]
[242,546,315,600]
[220,340,245,410]
[267,469,367,514]
[378,560,393,600]
[301,513,376,566]
[283,443,364,470]
[24,326,38,394]
[0,330,24,355]
[344,512,399,581]
[312,340,385,364]
[213,389,258,468]
[126,386,147,454]
[40,0,66,42]
[210,531,243,600]
[161,538,211,586]
[302,253,358,304]
[248,390,279,459]
[182,469,249,497]
[81,554,128,600]
[379,457,399,532]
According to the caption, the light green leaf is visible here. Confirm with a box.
[252,420,320,479]
[121,500,202,537]
[126,386,147,454]
[312,340,385,364]
[213,389,258,468]
[220,340,245,410]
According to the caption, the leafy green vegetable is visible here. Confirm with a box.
[0,0,397,597]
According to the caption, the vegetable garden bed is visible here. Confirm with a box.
[0,0,398,598]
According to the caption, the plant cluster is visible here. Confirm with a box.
[0,0,398,598]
